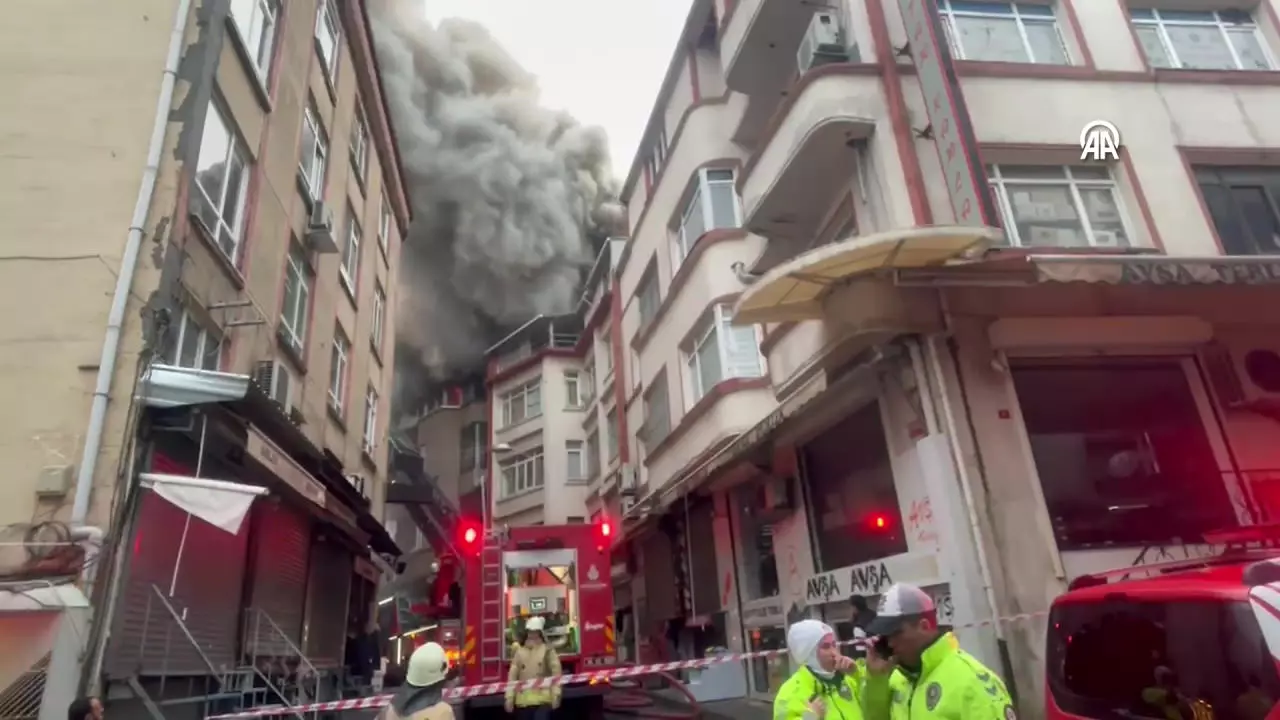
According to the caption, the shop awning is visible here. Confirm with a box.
[733,225,1001,324]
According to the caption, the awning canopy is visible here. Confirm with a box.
[733,225,1001,324]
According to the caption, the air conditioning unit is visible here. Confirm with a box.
[253,360,293,410]
[1092,230,1124,247]
[797,12,851,72]
[305,201,338,254]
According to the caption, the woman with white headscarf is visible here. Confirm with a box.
[774,619,866,720]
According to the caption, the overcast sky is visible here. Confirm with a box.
[422,0,690,184]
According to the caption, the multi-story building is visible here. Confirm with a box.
[611,0,1280,713]
[483,239,629,528]
[0,0,409,716]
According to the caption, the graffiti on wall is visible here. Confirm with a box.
[907,496,939,548]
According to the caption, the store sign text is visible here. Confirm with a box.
[1119,261,1280,286]
[803,552,942,606]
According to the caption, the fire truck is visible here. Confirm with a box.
[388,439,620,719]
[1045,525,1280,720]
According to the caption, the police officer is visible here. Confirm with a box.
[862,583,1014,720]
[773,619,866,720]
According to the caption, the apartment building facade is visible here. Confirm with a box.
[611,0,1280,713]
[483,240,630,529]
[0,0,409,715]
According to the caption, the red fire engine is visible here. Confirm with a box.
[388,440,620,719]
[1045,525,1280,720]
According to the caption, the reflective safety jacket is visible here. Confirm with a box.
[504,643,562,708]
[773,663,867,720]
[863,633,1014,720]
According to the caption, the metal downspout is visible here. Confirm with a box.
[70,0,194,527]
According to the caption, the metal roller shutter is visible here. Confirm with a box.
[640,530,676,630]
[687,499,720,616]
[245,500,311,657]
[302,537,352,669]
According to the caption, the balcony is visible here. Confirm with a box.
[722,0,836,97]
[739,72,879,272]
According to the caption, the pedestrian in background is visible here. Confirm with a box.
[378,642,454,720]
[863,583,1013,720]
[503,616,562,718]
[67,697,103,720]
[774,619,865,720]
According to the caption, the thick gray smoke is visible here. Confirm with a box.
[370,1,623,411]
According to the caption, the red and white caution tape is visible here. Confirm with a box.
[205,611,1048,719]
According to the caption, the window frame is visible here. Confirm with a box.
[673,168,742,269]
[351,106,370,185]
[683,304,765,405]
[362,384,379,454]
[605,406,620,461]
[1195,166,1280,256]
[192,99,251,263]
[988,164,1137,249]
[1130,8,1274,71]
[640,375,671,451]
[564,371,582,408]
[371,281,387,352]
[314,0,341,80]
[299,101,328,204]
[566,440,586,481]
[378,191,392,256]
[500,448,546,498]
[636,269,661,330]
[279,244,313,356]
[500,377,543,427]
[329,326,351,412]
[938,0,1071,65]
[340,207,361,294]
[229,0,281,82]
[170,307,223,371]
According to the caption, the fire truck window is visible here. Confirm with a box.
[1012,361,1237,550]
[1047,600,1280,720]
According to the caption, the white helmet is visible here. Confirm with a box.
[525,616,546,633]
[405,642,450,688]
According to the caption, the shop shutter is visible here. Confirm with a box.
[687,499,720,616]
[245,500,311,657]
[105,452,250,678]
[302,537,352,669]
[640,529,676,629]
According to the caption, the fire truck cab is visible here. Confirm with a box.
[1045,526,1280,720]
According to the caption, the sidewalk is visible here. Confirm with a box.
[645,689,773,720]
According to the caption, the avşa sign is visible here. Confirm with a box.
[803,552,942,606]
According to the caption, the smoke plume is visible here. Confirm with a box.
[369,1,623,414]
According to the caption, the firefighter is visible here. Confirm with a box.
[773,619,865,720]
[503,615,562,718]
[862,583,1013,720]
[378,642,454,720]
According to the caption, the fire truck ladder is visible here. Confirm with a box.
[479,537,507,682]
[386,435,460,559]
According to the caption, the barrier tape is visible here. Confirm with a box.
[205,611,1048,719]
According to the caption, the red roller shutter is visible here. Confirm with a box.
[244,500,311,656]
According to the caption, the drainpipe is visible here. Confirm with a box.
[70,0,193,528]
[40,2,194,717]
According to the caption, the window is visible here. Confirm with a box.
[636,271,661,329]
[315,0,340,78]
[351,108,370,183]
[598,324,614,377]
[500,448,545,497]
[279,244,312,354]
[299,101,328,203]
[500,377,542,426]
[371,282,387,351]
[229,0,280,80]
[582,358,596,405]
[459,421,487,473]
[802,403,907,571]
[1047,600,1280,720]
[341,208,361,293]
[674,168,741,268]
[329,327,350,411]
[378,191,392,255]
[567,440,586,481]
[192,101,250,261]
[640,376,671,451]
[362,385,379,453]
[989,165,1131,249]
[630,350,642,393]
[646,125,669,182]
[585,430,601,479]
[684,304,764,403]
[564,371,583,408]
[939,1,1069,65]
[1131,8,1272,71]
[566,516,586,524]
[733,483,779,601]
[1012,360,1238,549]
[170,308,222,371]
[1196,167,1280,256]
[605,406,619,461]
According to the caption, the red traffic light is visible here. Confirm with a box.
[867,513,892,532]
[600,521,612,538]
[463,526,478,544]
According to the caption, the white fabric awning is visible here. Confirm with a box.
[733,225,1001,324]
[140,472,268,535]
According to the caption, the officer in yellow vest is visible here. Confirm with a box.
[503,616,562,718]
[773,619,866,719]
[862,583,1013,720]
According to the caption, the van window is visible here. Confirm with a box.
[1047,599,1280,720]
